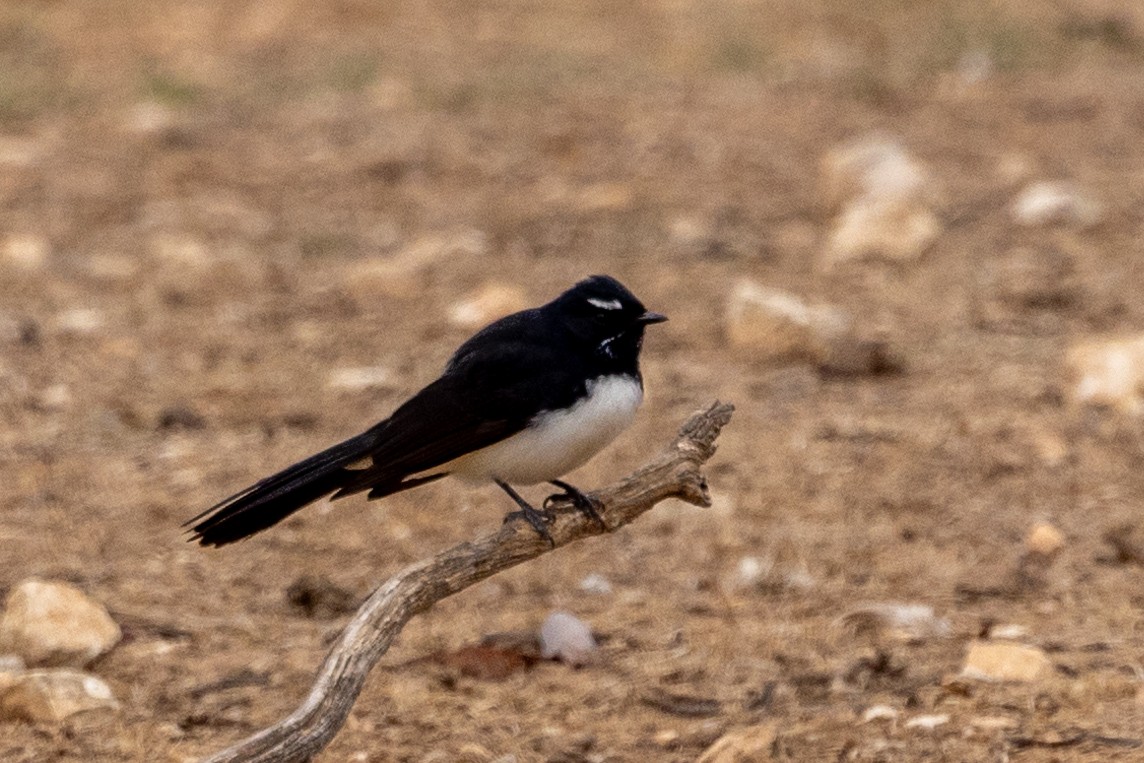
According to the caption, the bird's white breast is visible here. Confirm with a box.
[448,374,643,485]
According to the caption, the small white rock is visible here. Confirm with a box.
[1012,181,1102,228]
[0,669,118,724]
[1026,522,1065,557]
[987,624,1029,641]
[3,233,49,270]
[823,197,941,267]
[904,714,949,731]
[724,280,849,361]
[733,556,773,589]
[1067,335,1144,414]
[326,366,395,393]
[150,233,214,268]
[125,101,175,135]
[54,309,105,336]
[0,579,122,668]
[961,641,1051,683]
[863,705,899,723]
[820,135,934,210]
[37,384,73,411]
[578,573,613,595]
[539,611,597,666]
[0,135,43,166]
[819,135,942,267]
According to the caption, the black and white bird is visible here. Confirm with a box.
[187,275,666,547]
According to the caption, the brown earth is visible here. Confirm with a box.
[4,1,1144,761]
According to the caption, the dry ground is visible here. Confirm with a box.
[4,1,1144,761]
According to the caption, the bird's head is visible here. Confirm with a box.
[552,275,667,363]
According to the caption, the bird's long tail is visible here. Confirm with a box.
[185,431,380,547]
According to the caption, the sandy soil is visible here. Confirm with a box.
[4,1,1144,761]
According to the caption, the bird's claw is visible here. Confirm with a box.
[545,481,606,530]
[504,506,556,547]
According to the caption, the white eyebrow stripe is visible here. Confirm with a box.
[587,297,623,310]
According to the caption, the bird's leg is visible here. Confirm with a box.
[545,479,606,529]
[496,480,554,546]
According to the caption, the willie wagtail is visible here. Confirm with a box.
[186,275,666,547]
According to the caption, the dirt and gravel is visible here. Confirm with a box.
[4,1,1144,761]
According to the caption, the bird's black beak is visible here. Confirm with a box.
[637,311,668,325]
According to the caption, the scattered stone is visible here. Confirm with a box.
[838,602,951,642]
[970,715,1019,731]
[326,366,395,393]
[724,280,848,362]
[1012,181,1102,228]
[124,101,175,135]
[732,555,773,589]
[667,215,712,248]
[823,197,942,267]
[653,728,681,748]
[539,611,597,667]
[1026,522,1065,557]
[35,384,73,412]
[724,280,900,374]
[0,579,122,668]
[345,230,487,298]
[54,308,106,336]
[448,284,528,329]
[285,575,358,619]
[961,641,1052,683]
[150,232,214,268]
[957,49,994,85]
[696,722,777,763]
[0,135,42,166]
[820,135,936,211]
[2,233,49,270]
[1067,336,1144,414]
[0,654,24,673]
[578,573,612,595]
[820,135,942,267]
[0,669,118,724]
[904,714,950,731]
[863,705,899,722]
[987,623,1029,640]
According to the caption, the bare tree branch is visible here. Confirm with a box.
[199,401,735,763]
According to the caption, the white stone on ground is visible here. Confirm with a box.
[724,280,849,362]
[0,579,122,668]
[1012,180,1102,228]
[961,641,1051,682]
[1067,335,1144,415]
[0,669,118,724]
[539,611,597,666]
[819,134,942,267]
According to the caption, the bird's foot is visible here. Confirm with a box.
[545,480,606,529]
[503,505,556,546]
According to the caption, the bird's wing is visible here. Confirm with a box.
[331,338,583,498]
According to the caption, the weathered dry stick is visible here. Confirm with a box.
[200,401,734,763]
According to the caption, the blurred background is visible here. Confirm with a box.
[4,1,1144,760]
